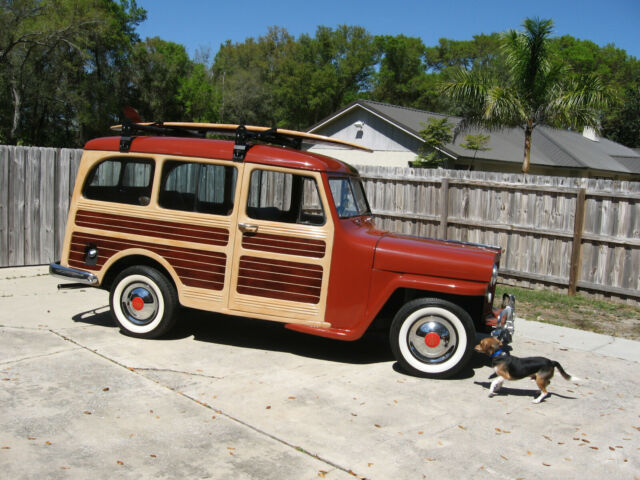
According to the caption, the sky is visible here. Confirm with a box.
[135,0,640,61]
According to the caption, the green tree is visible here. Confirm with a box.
[460,133,490,169]
[372,35,425,106]
[441,18,613,173]
[129,37,193,121]
[602,83,640,147]
[0,0,146,146]
[411,117,454,168]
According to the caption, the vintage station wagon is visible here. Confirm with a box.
[51,122,514,378]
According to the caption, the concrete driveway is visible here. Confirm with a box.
[1,266,638,479]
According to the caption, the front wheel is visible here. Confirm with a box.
[109,266,178,338]
[390,298,475,378]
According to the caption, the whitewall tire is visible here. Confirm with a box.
[109,266,177,338]
[390,298,475,378]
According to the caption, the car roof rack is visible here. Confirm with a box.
[111,122,372,160]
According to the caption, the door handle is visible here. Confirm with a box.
[239,223,259,234]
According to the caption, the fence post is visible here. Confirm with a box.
[439,178,449,240]
[568,188,586,296]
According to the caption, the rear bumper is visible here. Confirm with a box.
[49,262,99,286]
[485,293,516,343]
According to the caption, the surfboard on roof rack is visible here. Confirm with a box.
[110,122,372,159]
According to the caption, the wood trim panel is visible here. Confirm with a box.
[75,210,229,247]
[241,232,326,258]
[69,232,227,290]
[237,256,323,304]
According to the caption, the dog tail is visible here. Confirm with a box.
[553,361,580,382]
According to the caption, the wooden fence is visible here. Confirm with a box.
[0,146,82,268]
[357,165,640,303]
[1,145,639,303]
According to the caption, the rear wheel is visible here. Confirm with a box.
[109,266,177,338]
[390,298,475,378]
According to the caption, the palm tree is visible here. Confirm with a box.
[441,18,612,174]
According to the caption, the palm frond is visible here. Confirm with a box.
[485,87,527,127]
[544,74,615,129]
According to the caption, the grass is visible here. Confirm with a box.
[496,285,640,341]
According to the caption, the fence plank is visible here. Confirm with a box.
[569,188,586,295]
[0,147,9,267]
[8,147,25,266]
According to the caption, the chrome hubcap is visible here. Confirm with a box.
[121,282,158,326]
[407,316,458,364]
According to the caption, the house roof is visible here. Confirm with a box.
[309,100,640,175]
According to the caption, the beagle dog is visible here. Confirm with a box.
[474,336,579,403]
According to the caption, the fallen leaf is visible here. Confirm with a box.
[374,424,381,428]
[542,463,551,467]
[28,438,36,441]
[318,471,327,478]
[1,447,10,450]
[288,396,296,400]
[45,441,52,446]
[500,455,508,461]
[425,457,436,462]
[83,411,92,415]
[150,454,157,458]
[418,431,424,435]
[117,461,123,465]
[458,425,466,430]
[609,447,615,451]
[265,405,271,410]
[590,446,599,450]
[543,435,552,441]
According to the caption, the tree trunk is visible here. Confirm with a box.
[10,80,21,144]
[522,123,533,174]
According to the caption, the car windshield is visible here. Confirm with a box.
[329,176,371,218]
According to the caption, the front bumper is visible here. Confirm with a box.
[486,293,516,343]
[49,262,99,286]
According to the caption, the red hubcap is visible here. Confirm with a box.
[131,296,145,311]
[424,332,440,348]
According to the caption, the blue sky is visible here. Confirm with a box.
[135,0,640,61]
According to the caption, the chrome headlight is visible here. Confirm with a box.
[490,264,499,287]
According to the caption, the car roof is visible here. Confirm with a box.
[84,136,358,174]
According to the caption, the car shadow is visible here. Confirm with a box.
[71,306,492,376]
[72,306,114,328]
[72,305,394,366]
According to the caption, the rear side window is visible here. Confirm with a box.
[246,169,325,225]
[159,161,237,216]
[83,158,154,205]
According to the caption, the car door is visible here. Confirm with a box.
[228,165,334,325]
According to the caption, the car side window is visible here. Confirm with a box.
[159,161,237,215]
[83,157,154,205]
[246,169,325,225]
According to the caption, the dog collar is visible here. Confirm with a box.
[490,349,505,358]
